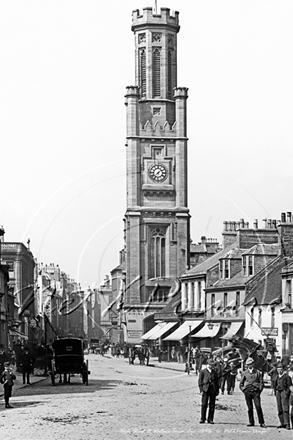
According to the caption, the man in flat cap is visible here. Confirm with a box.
[198,359,219,424]
[274,362,292,429]
[239,357,265,428]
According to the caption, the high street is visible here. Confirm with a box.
[0,354,291,440]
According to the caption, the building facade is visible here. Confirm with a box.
[123,7,190,344]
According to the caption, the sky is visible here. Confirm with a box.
[1,0,293,288]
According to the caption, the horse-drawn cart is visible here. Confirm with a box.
[50,338,90,386]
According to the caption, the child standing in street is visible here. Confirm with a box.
[0,361,16,408]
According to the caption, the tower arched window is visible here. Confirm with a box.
[150,228,165,278]
[152,48,161,98]
[167,50,173,99]
[140,49,146,97]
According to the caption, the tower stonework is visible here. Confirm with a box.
[123,7,190,343]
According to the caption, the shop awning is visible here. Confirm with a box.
[147,322,177,340]
[191,322,221,339]
[9,329,28,340]
[141,322,166,340]
[220,321,243,340]
[163,320,203,341]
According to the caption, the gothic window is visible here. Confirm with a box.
[140,49,146,97]
[153,48,161,98]
[168,50,173,99]
[150,228,165,278]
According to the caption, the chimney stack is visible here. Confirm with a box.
[281,212,286,223]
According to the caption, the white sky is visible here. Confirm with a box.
[1,0,293,288]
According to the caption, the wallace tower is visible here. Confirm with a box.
[123,6,190,343]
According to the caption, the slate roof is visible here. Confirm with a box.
[219,248,243,260]
[242,243,279,256]
[243,256,285,306]
[181,242,238,278]
[209,270,249,289]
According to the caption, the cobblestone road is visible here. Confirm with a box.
[0,354,292,440]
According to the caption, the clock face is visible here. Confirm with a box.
[149,163,168,183]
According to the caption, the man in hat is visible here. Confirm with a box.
[20,347,35,385]
[239,357,266,428]
[274,362,292,429]
[198,358,219,424]
[0,361,16,408]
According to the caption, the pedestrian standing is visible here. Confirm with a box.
[274,362,292,430]
[221,357,232,395]
[20,347,34,385]
[0,361,16,408]
[239,357,266,428]
[213,355,223,388]
[288,361,293,429]
[198,359,219,424]
[229,361,238,394]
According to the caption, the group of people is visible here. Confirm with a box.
[198,354,293,430]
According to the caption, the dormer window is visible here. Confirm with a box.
[243,255,254,276]
[220,259,230,279]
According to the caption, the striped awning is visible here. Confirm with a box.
[141,322,166,340]
[163,320,203,341]
[220,322,243,340]
[191,322,221,339]
[147,322,177,340]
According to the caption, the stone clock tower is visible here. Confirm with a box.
[123,6,190,343]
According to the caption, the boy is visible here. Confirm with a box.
[0,361,16,408]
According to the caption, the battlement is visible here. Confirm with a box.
[174,87,188,99]
[140,121,176,137]
[125,86,140,98]
[132,7,180,32]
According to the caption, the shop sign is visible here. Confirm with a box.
[261,327,278,336]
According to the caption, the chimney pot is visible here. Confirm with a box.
[281,212,286,222]
[263,218,268,228]
[253,219,258,229]
[223,221,228,231]
[287,212,292,223]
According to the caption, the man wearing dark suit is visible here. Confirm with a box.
[239,357,266,428]
[198,359,219,424]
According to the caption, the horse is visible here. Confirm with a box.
[229,335,270,375]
